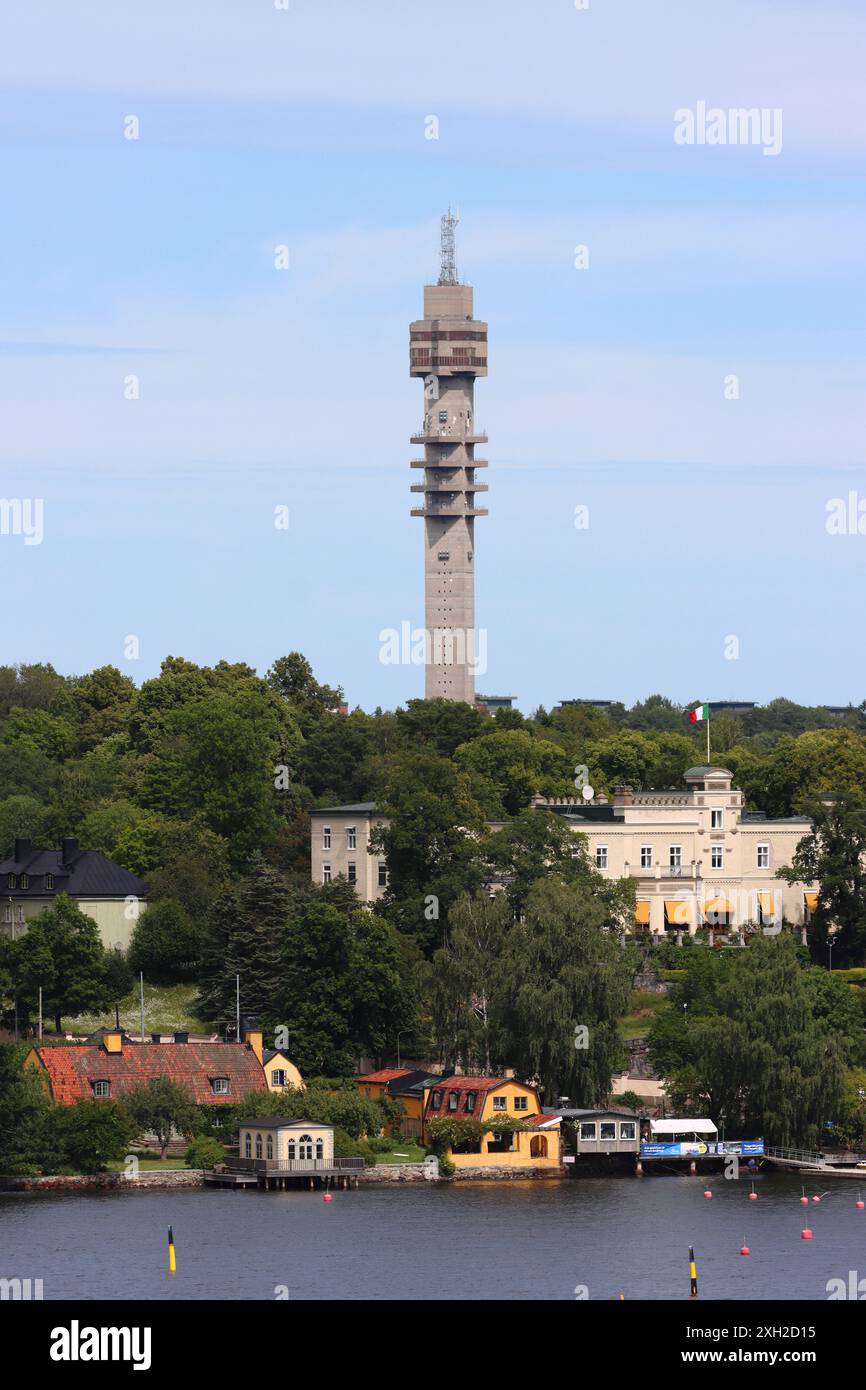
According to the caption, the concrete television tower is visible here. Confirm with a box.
[409,211,488,703]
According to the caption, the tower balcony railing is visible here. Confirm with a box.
[411,505,489,519]
[410,352,487,370]
[410,458,488,469]
[410,429,488,445]
[410,482,489,493]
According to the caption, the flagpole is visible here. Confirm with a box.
[707,712,710,764]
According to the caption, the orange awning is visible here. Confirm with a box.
[634,901,651,925]
[758,892,775,917]
[704,897,732,918]
[804,892,818,913]
[664,899,691,926]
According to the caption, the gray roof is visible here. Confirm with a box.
[0,838,147,899]
[308,802,378,815]
[683,766,732,778]
[238,1118,334,1130]
[554,1107,641,1120]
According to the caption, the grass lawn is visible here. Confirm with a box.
[67,983,209,1037]
[619,989,670,1041]
[373,1144,426,1164]
[105,1158,187,1171]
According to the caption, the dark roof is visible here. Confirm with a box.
[31,1040,267,1105]
[0,838,147,899]
[553,1107,640,1120]
[546,805,618,822]
[262,1048,294,1064]
[683,766,732,778]
[237,1117,334,1130]
[308,803,378,816]
[385,1069,441,1097]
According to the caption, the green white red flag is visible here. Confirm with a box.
[689,703,710,724]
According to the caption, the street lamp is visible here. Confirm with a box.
[828,938,835,972]
[396,1029,409,1068]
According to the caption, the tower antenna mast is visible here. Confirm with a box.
[438,208,459,285]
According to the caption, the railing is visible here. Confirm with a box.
[763,1145,826,1168]
[232,1156,366,1173]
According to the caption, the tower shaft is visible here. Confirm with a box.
[410,273,488,703]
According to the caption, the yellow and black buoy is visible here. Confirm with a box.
[168,1225,177,1274]
[689,1245,698,1298]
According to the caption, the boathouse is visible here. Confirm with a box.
[568,1109,641,1156]
[222,1118,365,1189]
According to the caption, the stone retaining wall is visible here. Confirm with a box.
[0,1170,205,1192]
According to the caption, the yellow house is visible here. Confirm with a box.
[423,1076,562,1170]
[357,1068,439,1139]
[262,1048,304,1093]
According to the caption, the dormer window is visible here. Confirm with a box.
[448,1091,459,1111]
[20,875,28,890]
[91,1080,111,1098]
[45,873,54,890]
[465,1091,476,1112]
[7,874,16,889]
[431,1090,442,1109]
[210,1077,229,1095]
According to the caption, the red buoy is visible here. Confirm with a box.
[799,1196,809,1205]
[740,1245,750,1256]
[749,1192,758,1201]
[703,1190,712,1199]
[856,1200,865,1210]
[323,1192,333,1203]
[801,1228,813,1240]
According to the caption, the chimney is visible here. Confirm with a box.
[613,785,634,808]
[173,1031,189,1045]
[14,837,32,863]
[103,1030,123,1054]
[239,1014,263,1064]
[151,1033,162,1044]
[61,836,80,867]
[246,1030,264,1065]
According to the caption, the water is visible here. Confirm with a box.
[2,1171,864,1300]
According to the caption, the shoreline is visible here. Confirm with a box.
[0,1163,569,1193]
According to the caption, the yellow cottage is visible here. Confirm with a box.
[423,1076,562,1170]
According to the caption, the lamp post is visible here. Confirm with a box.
[828,938,835,972]
[396,1030,409,1069]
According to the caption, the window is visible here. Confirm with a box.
[487,1131,516,1153]
[210,1077,229,1095]
[315,1138,323,1160]
[298,1134,314,1161]
[492,1095,507,1111]
[378,862,388,888]
[266,1134,274,1160]
[255,1133,263,1159]
[244,1134,252,1158]
[600,1122,616,1141]
[45,873,54,890]
[92,1080,110,1098]
[465,1091,476,1112]
[437,550,450,561]
[448,1091,459,1111]
[7,874,16,889]
[711,846,723,869]
[640,845,652,869]
[347,863,356,884]
[2,905,9,923]
[347,827,356,850]
[438,408,448,423]
[16,906,23,923]
[322,827,331,850]
[513,1095,528,1112]
[322,864,332,883]
[669,845,682,868]
[287,1140,296,1160]
[579,1122,597,1140]
[271,1069,286,1088]
[431,1090,443,1110]
[757,843,770,868]
[619,1121,636,1140]
[20,875,28,889]
[711,809,723,829]
[595,845,608,870]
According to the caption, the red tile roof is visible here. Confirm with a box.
[358,1068,413,1085]
[31,1040,267,1106]
[526,1113,562,1128]
[424,1075,541,1121]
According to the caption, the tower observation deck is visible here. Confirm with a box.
[409,212,488,703]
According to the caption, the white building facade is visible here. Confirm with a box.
[534,766,818,937]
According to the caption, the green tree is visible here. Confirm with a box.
[52,1099,135,1173]
[778,796,866,963]
[453,729,573,814]
[428,891,512,1073]
[130,900,200,984]
[123,1076,202,1159]
[103,948,134,1027]
[196,854,290,1021]
[496,878,632,1104]
[184,1134,225,1169]
[266,652,343,733]
[11,895,110,1032]
[0,1045,52,1175]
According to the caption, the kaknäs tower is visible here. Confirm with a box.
[409,212,488,703]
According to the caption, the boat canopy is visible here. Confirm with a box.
[650,1119,718,1136]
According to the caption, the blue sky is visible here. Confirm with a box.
[1,0,865,711]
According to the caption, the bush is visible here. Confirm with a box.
[184,1135,225,1169]
[332,1127,366,1159]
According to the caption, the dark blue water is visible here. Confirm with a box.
[2,1171,864,1300]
